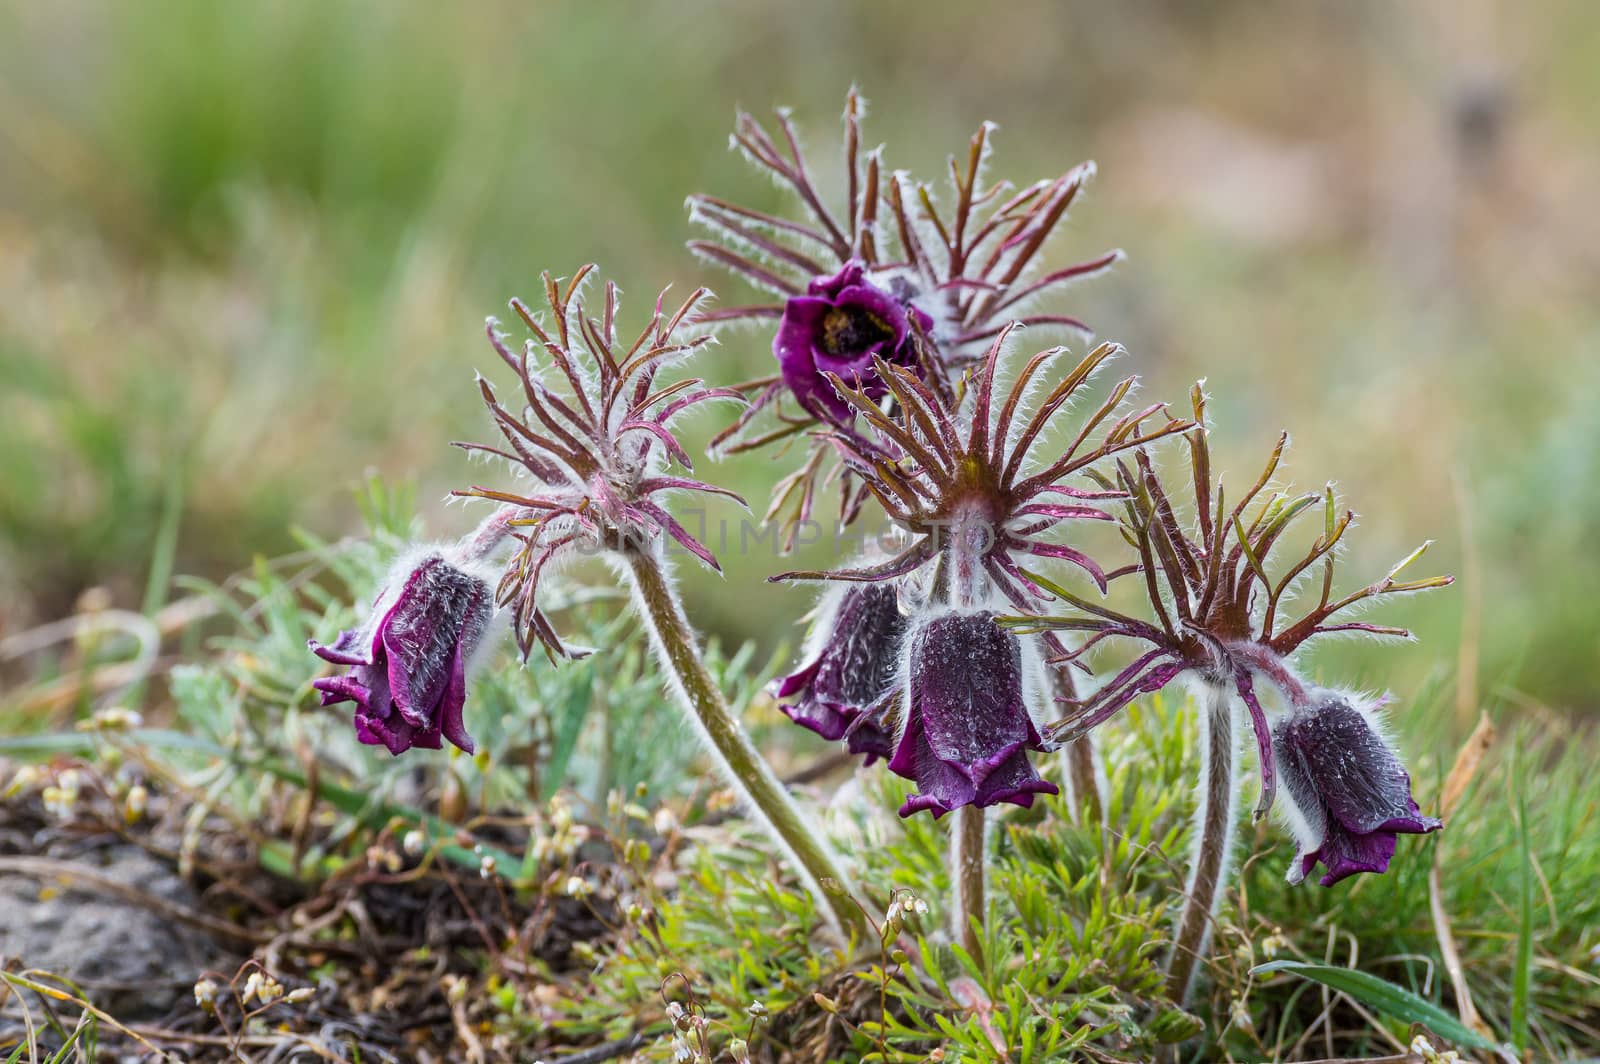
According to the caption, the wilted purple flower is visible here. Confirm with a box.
[1273,697,1441,886]
[310,551,494,756]
[774,262,932,423]
[774,583,908,763]
[887,610,1057,819]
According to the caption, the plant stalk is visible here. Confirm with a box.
[621,546,862,935]
[1166,679,1241,1004]
[952,804,987,964]
[1042,636,1103,825]
[1063,736,1103,824]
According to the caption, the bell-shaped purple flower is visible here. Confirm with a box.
[1274,697,1442,886]
[888,610,1058,819]
[309,551,494,756]
[774,584,908,763]
[774,262,932,423]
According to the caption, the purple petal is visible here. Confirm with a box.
[889,612,1054,818]
[436,639,476,755]
[775,585,908,764]
[309,629,371,667]
[1275,697,1442,887]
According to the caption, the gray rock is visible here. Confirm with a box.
[0,845,227,1022]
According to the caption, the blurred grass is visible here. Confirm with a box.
[2,0,1599,715]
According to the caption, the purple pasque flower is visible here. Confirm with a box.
[1021,385,1454,820]
[774,325,1187,609]
[310,549,494,756]
[773,582,908,763]
[455,266,745,660]
[774,262,933,423]
[689,91,1122,541]
[887,609,1057,819]
[1273,696,1441,886]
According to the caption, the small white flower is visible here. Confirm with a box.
[84,706,143,731]
[193,978,219,1011]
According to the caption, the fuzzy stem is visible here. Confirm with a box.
[1042,637,1103,825]
[1166,680,1241,1004]
[620,546,863,935]
[458,504,523,562]
[952,804,987,965]
[1063,737,1104,824]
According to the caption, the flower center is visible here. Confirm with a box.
[818,305,896,357]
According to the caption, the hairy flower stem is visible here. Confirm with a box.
[1044,637,1103,825]
[1063,737,1103,824]
[952,804,987,966]
[460,505,522,562]
[620,547,863,936]
[1166,680,1241,1004]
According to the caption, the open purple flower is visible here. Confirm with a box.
[888,610,1057,819]
[774,262,931,423]
[774,583,907,763]
[1274,697,1441,886]
[310,551,494,756]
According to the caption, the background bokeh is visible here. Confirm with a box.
[4,0,1598,717]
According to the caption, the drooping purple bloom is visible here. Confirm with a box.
[310,552,493,756]
[1273,698,1441,886]
[888,611,1058,819]
[774,584,908,763]
[774,262,932,423]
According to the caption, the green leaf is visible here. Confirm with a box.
[1250,960,1500,1051]
[541,666,593,800]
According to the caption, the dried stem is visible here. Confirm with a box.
[1166,680,1240,1003]
[620,546,863,936]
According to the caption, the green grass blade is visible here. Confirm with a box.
[1250,960,1499,1051]
[1512,783,1534,1052]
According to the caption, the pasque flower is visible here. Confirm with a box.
[310,547,495,756]
[690,91,1122,541]
[775,327,1186,604]
[1006,385,1454,1001]
[773,582,906,763]
[770,327,1184,821]
[887,610,1057,818]
[1273,696,1441,886]
[455,266,743,660]
[453,265,866,933]
[1018,385,1454,824]
[774,262,932,423]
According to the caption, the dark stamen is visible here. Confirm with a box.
[819,306,895,356]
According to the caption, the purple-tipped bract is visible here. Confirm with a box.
[1274,698,1441,886]
[888,611,1057,818]
[310,554,491,756]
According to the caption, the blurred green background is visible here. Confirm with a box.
[3,0,1598,716]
